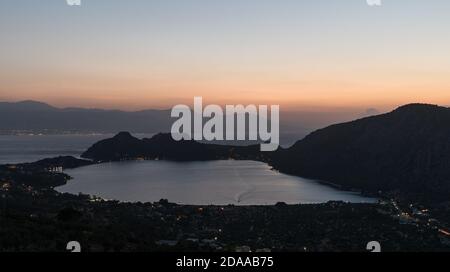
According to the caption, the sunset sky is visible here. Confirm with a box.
[1,0,450,111]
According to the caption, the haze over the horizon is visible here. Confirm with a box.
[1,0,450,111]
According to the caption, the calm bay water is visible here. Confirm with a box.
[59,160,376,205]
[1,135,375,205]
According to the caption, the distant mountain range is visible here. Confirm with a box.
[0,100,375,146]
[0,100,171,134]
[82,103,450,203]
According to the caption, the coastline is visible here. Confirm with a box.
[55,156,376,205]
[1,155,449,252]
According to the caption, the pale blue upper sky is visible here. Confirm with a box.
[1,0,450,109]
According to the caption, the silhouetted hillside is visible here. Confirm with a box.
[272,104,450,202]
[82,132,266,162]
